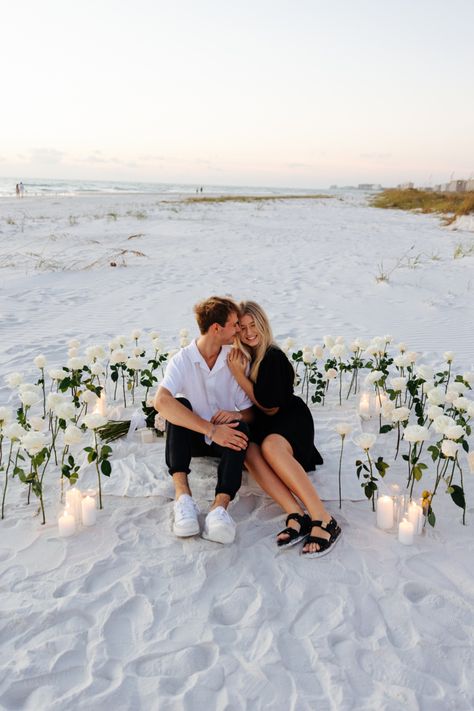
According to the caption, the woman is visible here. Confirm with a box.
[228,301,341,557]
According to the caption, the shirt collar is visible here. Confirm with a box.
[188,339,231,373]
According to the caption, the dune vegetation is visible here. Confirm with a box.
[371,188,474,225]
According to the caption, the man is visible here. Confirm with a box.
[154,296,253,544]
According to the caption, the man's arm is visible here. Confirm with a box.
[154,386,211,436]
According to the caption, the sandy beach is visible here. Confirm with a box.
[1,190,474,710]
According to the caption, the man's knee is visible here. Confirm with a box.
[236,420,250,437]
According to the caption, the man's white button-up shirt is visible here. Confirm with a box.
[161,340,252,428]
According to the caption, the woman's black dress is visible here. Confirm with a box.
[251,346,323,471]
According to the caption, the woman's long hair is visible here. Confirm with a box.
[238,301,274,382]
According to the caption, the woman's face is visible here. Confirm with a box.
[239,313,261,348]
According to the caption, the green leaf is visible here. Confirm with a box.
[428,445,439,462]
[100,459,112,476]
[428,510,436,527]
[68,455,75,466]
[87,450,98,463]
[450,485,466,510]
[379,424,392,434]
[101,445,112,457]
[462,440,469,453]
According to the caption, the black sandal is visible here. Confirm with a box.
[277,513,311,548]
[302,517,342,558]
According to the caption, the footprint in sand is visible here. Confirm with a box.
[289,593,344,639]
[211,585,262,626]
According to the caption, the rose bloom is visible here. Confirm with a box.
[83,413,108,430]
[47,393,65,411]
[28,415,47,432]
[19,382,39,394]
[391,406,410,423]
[467,402,474,418]
[313,345,324,359]
[467,451,474,474]
[427,387,445,406]
[364,344,380,358]
[4,422,26,441]
[68,339,80,349]
[5,372,23,388]
[406,351,418,364]
[302,351,313,365]
[34,354,47,368]
[21,431,48,455]
[0,406,13,428]
[427,405,444,421]
[179,328,189,338]
[323,335,335,348]
[365,370,384,385]
[63,424,83,445]
[403,425,430,443]
[86,345,106,361]
[180,337,190,348]
[126,356,143,371]
[131,329,142,340]
[132,347,143,357]
[432,415,456,435]
[110,350,127,365]
[443,351,455,363]
[68,357,85,371]
[68,347,79,358]
[335,422,352,437]
[416,365,434,382]
[324,368,338,380]
[390,377,408,392]
[117,335,128,347]
[453,397,469,412]
[441,439,459,459]
[150,331,160,340]
[384,334,393,343]
[462,371,474,386]
[444,390,459,405]
[49,368,68,380]
[353,433,377,451]
[152,338,161,352]
[80,390,98,406]
[444,425,465,441]
[109,338,120,351]
[349,341,360,353]
[154,413,166,432]
[381,400,396,419]
[55,402,77,421]
[394,354,410,368]
[397,342,407,353]
[20,390,41,407]
[331,344,346,359]
[90,362,105,376]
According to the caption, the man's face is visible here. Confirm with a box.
[217,312,241,345]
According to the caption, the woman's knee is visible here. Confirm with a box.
[261,434,290,459]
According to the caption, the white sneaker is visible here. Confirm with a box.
[173,494,200,537]
[202,506,236,544]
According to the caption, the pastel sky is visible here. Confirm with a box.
[2,0,473,188]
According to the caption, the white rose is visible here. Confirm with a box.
[132,347,142,357]
[331,344,346,359]
[55,402,77,421]
[364,344,380,358]
[349,341,360,353]
[391,406,410,423]
[150,331,160,340]
[467,451,474,473]
[390,377,407,392]
[427,387,445,406]
[68,339,80,349]
[131,329,142,340]
[443,351,455,363]
[403,425,430,443]
[423,381,435,393]
[126,356,143,371]
[63,424,83,445]
[152,338,162,352]
[83,413,108,430]
[5,372,23,388]
[448,382,465,395]
[355,339,369,350]
[324,368,337,380]
[353,433,377,451]
[34,354,47,368]
[397,342,407,352]
[19,382,39,393]
[302,351,313,365]
[416,365,433,382]
[117,335,128,347]
[110,350,127,365]
[441,440,459,459]
[180,337,190,348]
[49,368,68,380]
[381,400,396,419]
[444,425,465,441]
[68,347,79,358]
[20,390,41,407]
[427,405,444,421]
[467,402,474,418]
[0,407,13,428]
[335,336,345,345]
[68,357,85,371]
[335,423,352,437]
[406,351,418,364]
[21,431,48,455]
[365,370,384,385]
[445,390,458,404]
[384,334,393,343]
[313,345,324,359]
[4,422,26,441]
[86,345,106,361]
[154,413,166,432]
[432,415,456,435]
[109,338,120,351]
[323,335,335,348]
[393,354,410,368]
[462,371,474,386]
[28,415,47,432]
[453,397,469,412]
[179,328,189,338]
[90,362,105,376]
[80,390,98,406]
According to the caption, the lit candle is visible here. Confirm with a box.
[407,501,423,535]
[359,392,371,420]
[66,487,82,525]
[398,518,414,545]
[81,495,97,526]
[140,428,156,444]
[376,495,394,530]
[97,391,107,417]
[58,509,76,537]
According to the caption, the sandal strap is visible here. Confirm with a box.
[304,534,332,552]
[285,512,306,527]
[309,517,338,535]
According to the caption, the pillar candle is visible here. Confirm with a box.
[66,488,82,525]
[140,428,156,444]
[81,495,97,526]
[58,510,76,537]
[407,502,424,535]
[359,392,371,420]
[376,495,394,530]
[398,518,414,545]
[97,392,107,417]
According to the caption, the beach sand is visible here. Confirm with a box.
[1,191,473,710]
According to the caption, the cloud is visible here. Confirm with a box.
[28,148,65,164]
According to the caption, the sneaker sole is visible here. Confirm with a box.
[173,523,200,537]
[202,526,235,544]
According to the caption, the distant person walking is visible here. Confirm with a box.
[19,182,25,198]
[15,183,20,197]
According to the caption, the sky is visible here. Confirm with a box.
[1,0,473,188]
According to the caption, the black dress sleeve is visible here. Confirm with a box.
[254,347,294,408]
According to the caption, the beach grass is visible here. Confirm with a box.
[177,194,332,205]
[371,188,474,224]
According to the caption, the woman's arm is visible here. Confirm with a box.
[227,350,279,415]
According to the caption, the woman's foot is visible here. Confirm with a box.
[302,517,341,557]
[277,513,310,547]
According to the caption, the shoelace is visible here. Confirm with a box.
[176,498,198,519]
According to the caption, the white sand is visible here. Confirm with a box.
[1,192,474,710]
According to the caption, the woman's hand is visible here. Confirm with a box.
[211,422,248,451]
[211,410,242,424]
[227,348,247,377]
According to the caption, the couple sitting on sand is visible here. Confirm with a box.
[154,296,341,558]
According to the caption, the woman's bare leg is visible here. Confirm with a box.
[244,443,306,540]
[261,434,333,553]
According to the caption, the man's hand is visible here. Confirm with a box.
[211,409,242,424]
[211,422,248,451]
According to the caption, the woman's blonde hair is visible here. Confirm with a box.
[238,301,274,381]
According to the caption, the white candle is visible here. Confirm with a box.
[398,518,414,545]
[359,392,371,420]
[97,391,107,417]
[66,487,82,525]
[58,510,76,537]
[407,502,423,535]
[81,495,97,526]
[140,428,156,444]
[376,495,394,530]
